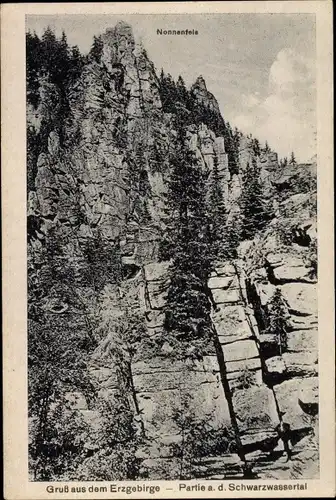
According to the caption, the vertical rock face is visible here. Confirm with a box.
[191,75,222,115]
[28,24,236,267]
[28,22,318,480]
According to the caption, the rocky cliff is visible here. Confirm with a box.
[27,22,318,480]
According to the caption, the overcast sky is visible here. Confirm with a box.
[27,14,316,162]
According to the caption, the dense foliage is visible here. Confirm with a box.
[76,393,140,481]
[159,122,212,340]
[26,28,85,189]
[26,28,85,108]
[158,70,239,174]
[239,158,273,240]
[170,391,236,479]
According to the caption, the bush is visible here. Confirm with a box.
[76,394,140,480]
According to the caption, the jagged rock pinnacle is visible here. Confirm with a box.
[102,21,135,51]
[194,75,207,90]
[114,21,134,38]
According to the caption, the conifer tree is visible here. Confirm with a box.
[176,75,188,103]
[264,141,271,153]
[266,289,289,355]
[208,155,239,261]
[159,72,177,113]
[89,35,104,63]
[26,31,42,107]
[68,45,84,83]
[159,123,212,340]
[76,392,140,480]
[239,158,271,240]
[289,151,297,165]
[252,137,261,156]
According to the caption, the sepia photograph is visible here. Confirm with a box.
[2,2,334,499]
[26,12,319,482]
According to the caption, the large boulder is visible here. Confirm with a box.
[254,282,276,306]
[226,357,262,375]
[233,386,279,432]
[212,288,241,305]
[212,305,253,343]
[265,253,314,283]
[298,378,318,416]
[208,276,236,290]
[273,265,314,283]
[282,352,318,377]
[216,319,252,344]
[132,357,232,442]
[265,356,286,377]
[222,340,259,363]
[274,378,318,431]
[146,281,168,310]
[286,329,317,352]
[288,314,318,331]
[280,283,316,316]
[144,262,170,282]
[233,386,279,451]
[211,262,236,277]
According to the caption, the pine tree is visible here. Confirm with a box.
[239,158,271,240]
[264,141,271,153]
[266,289,289,355]
[176,75,188,103]
[252,137,261,156]
[26,31,42,107]
[76,392,140,480]
[28,311,96,479]
[230,126,241,174]
[289,151,297,165]
[89,35,104,63]
[83,230,122,291]
[68,45,84,83]
[159,124,212,340]
[159,72,177,113]
[41,26,58,77]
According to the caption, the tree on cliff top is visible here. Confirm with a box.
[159,123,212,340]
[89,35,104,63]
[239,158,273,240]
[289,151,297,165]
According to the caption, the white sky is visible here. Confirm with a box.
[27,14,316,162]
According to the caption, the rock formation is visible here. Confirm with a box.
[27,22,318,480]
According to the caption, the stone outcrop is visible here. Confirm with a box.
[27,21,318,480]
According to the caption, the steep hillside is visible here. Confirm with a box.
[27,22,318,481]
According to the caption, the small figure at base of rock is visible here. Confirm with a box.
[242,461,258,479]
[276,417,292,462]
